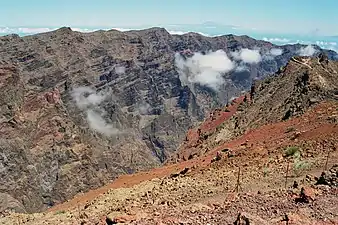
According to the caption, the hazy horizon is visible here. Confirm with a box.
[2,0,338,36]
[1,23,337,53]
[2,1,338,51]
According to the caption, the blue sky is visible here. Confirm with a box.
[1,0,338,35]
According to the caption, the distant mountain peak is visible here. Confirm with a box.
[201,21,220,26]
[55,26,73,34]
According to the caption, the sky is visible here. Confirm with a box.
[1,0,338,36]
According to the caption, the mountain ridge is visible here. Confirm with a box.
[171,54,338,162]
[0,27,337,213]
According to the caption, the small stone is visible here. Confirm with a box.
[295,187,315,203]
[106,213,137,224]
[306,175,312,181]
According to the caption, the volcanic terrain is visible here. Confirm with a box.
[0,41,337,224]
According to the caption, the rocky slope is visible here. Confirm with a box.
[0,27,337,213]
[0,57,337,224]
[173,54,338,162]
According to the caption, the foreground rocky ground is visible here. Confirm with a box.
[1,99,337,224]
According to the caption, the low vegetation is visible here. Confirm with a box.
[285,126,296,133]
[54,210,66,215]
[284,146,300,158]
[284,146,311,177]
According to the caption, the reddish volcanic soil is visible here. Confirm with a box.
[1,100,337,225]
[186,96,245,143]
[48,100,338,214]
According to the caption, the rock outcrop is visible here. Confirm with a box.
[173,55,338,162]
[316,164,338,187]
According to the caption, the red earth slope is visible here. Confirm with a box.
[48,100,338,213]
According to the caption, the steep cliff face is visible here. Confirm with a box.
[0,27,337,213]
[233,54,338,131]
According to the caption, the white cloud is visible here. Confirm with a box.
[235,64,249,72]
[231,48,262,64]
[18,27,53,33]
[262,48,283,61]
[167,24,180,27]
[86,109,120,136]
[175,50,235,91]
[72,28,102,33]
[298,45,317,56]
[0,27,11,33]
[167,30,186,35]
[115,66,126,74]
[168,30,211,37]
[73,27,128,33]
[71,86,106,109]
[263,37,290,43]
[0,27,54,34]
[269,48,283,56]
[314,41,338,53]
[111,27,133,32]
[72,86,120,136]
[315,41,337,46]
[260,37,337,52]
[138,102,151,115]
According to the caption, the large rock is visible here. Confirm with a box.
[316,164,338,187]
[0,193,26,214]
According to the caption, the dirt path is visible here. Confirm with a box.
[291,56,313,69]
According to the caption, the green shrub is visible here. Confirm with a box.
[284,146,300,158]
[284,146,311,177]
[55,210,66,215]
[263,167,270,177]
[285,127,295,133]
[293,160,311,177]
[58,127,66,133]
